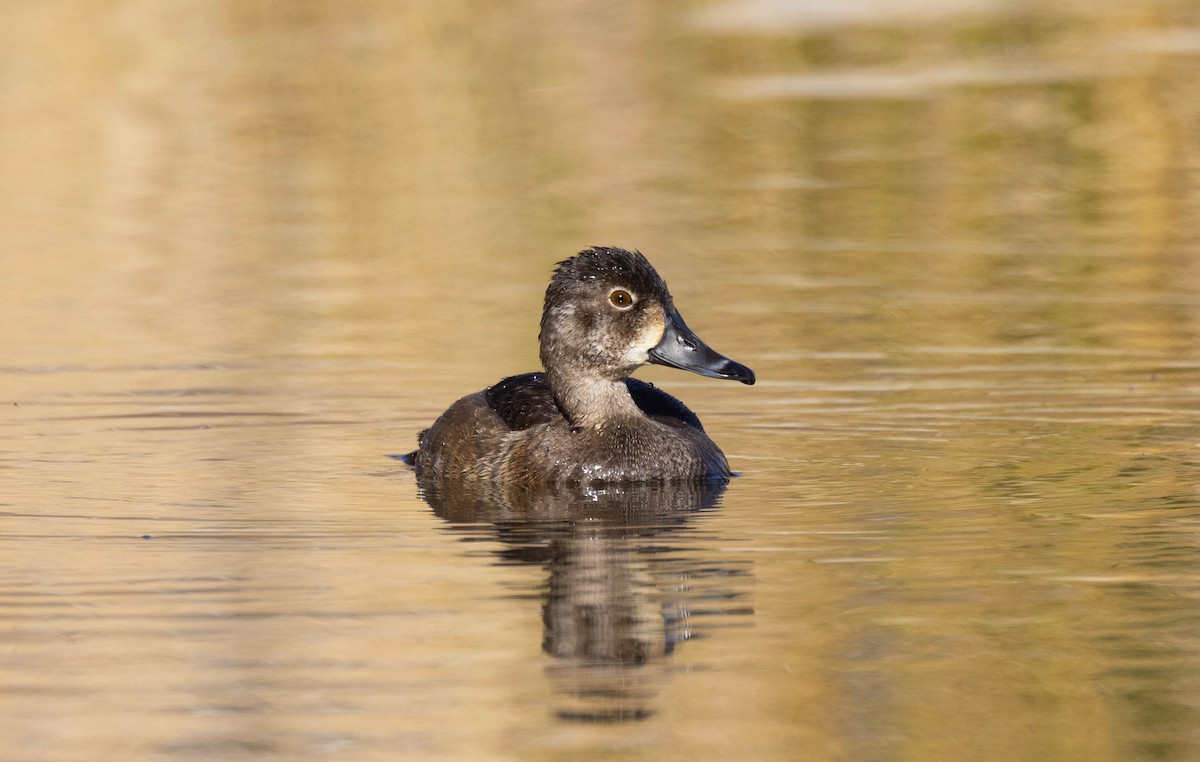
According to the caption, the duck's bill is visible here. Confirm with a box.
[648,309,756,385]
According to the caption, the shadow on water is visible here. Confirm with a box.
[412,476,754,723]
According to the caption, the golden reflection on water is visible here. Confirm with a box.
[3,1,1200,760]
[420,478,750,723]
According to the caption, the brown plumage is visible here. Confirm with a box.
[407,247,754,487]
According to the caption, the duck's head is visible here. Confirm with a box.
[538,247,755,386]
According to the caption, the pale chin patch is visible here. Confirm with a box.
[624,305,666,364]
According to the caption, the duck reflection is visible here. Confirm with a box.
[415,477,753,722]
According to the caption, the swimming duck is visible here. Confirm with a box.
[407,246,754,486]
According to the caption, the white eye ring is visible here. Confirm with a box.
[608,288,636,310]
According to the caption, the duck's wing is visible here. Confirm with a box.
[626,378,705,431]
[484,372,565,431]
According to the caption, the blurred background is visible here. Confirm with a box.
[3,1,1200,760]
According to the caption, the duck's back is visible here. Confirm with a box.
[484,373,562,431]
[486,372,705,432]
[411,373,729,485]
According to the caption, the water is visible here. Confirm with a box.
[3,2,1200,760]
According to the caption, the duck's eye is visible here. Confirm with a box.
[609,289,634,309]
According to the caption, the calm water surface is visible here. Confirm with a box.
[3,2,1200,760]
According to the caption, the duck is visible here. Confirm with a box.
[406,246,755,486]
